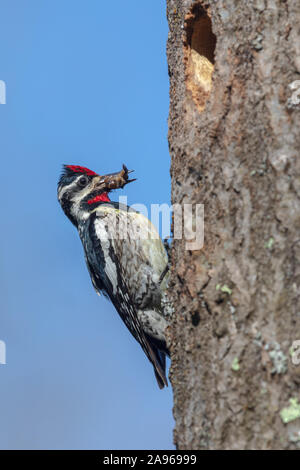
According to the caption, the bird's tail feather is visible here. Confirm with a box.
[151,344,168,389]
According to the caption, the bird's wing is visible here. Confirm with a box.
[81,212,168,389]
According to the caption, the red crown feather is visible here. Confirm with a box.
[65,165,97,176]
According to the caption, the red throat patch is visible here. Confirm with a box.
[87,193,110,205]
[66,165,97,176]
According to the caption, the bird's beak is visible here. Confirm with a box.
[96,164,136,191]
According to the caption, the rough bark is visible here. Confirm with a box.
[166,0,300,450]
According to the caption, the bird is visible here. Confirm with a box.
[57,164,170,388]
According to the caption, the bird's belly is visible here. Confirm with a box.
[137,309,168,342]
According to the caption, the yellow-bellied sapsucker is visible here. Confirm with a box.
[57,164,170,388]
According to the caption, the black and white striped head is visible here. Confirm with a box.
[57,164,135,226]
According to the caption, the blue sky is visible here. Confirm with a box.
[0,0,173,449]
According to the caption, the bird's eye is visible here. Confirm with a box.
[78,175,88,187]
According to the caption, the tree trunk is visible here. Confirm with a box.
[166,0,300,450]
